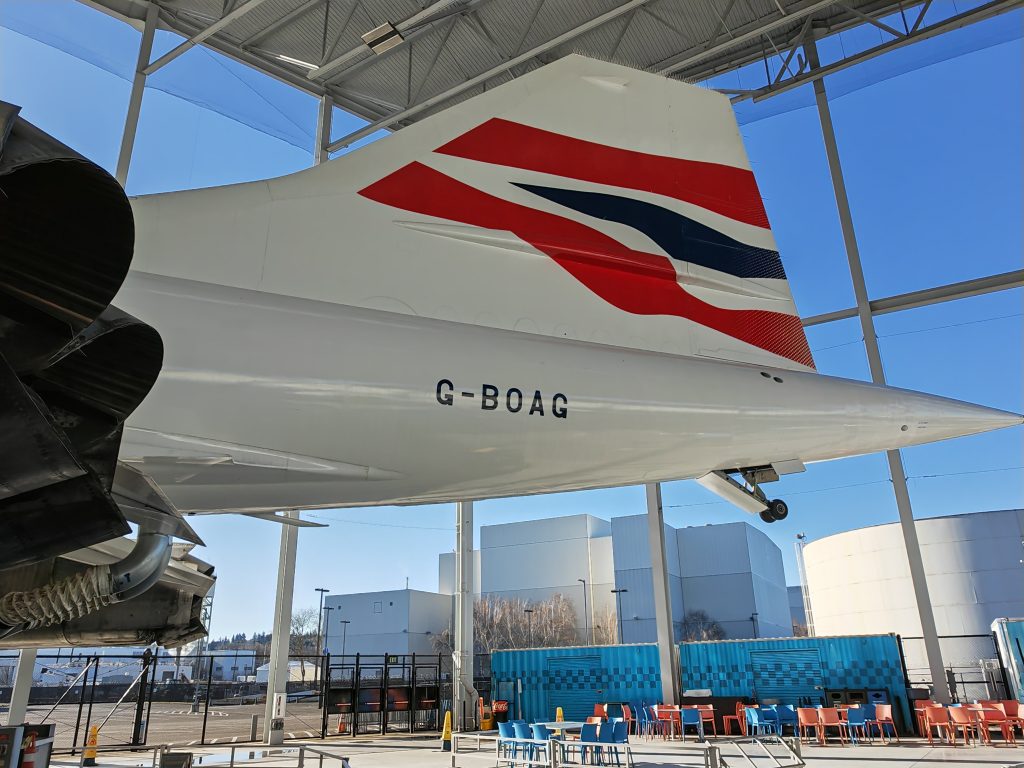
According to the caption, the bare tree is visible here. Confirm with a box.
[792,622,809,637]
[681,609,726,641]
[434,594,581,654]
[592,606,618,645]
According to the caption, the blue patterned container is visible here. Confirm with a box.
[490,644,661,722]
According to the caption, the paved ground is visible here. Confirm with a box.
[26,702,418,749]
[47,735,1024,768]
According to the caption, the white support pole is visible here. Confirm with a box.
[453,501,477,731]
[115,1,159,187]
[805,37,949,704]
[263,511,300,743]
[5,649,37,725]
[646,483,679,705]
[314,94,333,165]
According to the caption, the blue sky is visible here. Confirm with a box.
[1,2,1020,640]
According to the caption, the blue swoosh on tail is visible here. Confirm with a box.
[514,183,786,280]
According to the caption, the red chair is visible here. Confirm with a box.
[592,703,608,720]
[979,707,1016,745]
[697,704,717,737]
[722,702,744,736]
[797,708,821,744]
[914,700,936,736]
[923,707,953,746]
[871,703,899,743]
[818,708,847,745]
[949,706,980,745]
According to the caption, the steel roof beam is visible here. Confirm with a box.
[307,0,464,81]
[654,0,839,75]
[801,270,1024,327]
[741,0,1020,101]
[143,0,275,75]
[325,0,657,152]
[240,0,327,48]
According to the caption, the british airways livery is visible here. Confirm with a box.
[103,54,1017,519]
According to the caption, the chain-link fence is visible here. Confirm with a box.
[899,634,1010,702]
[2,650,492,751]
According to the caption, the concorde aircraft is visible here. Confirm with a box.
[0,55,1019,645]
[112,54,1019,518]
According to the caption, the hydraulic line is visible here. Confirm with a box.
[0,531,171,631]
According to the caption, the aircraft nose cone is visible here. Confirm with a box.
[900,394,1024,443]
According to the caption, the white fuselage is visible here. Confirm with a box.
[117,271,1017,513]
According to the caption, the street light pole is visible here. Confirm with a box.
[611,589,628,644]
[524,608,535,648]
[322,606,333,653]
[314,588,330,657]
[751,612,759,639]
[577,578,590,645]
[339,619,351,657]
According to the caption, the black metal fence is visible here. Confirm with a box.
[899,633,1010,702]
[1,650,490,752]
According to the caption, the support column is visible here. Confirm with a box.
[646,483,679,705]
[453,501,477,731]
[115,1,159,187]
[263,511,299,743]
[314,95,333,165]
[6,649,36,725]
[805,37,949,703]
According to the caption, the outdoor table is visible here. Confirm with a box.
[537,721,586,732]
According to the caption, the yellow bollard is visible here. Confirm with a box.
[441,710,452,752]
[83,725,99,767]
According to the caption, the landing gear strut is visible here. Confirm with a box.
[696,468,794,524]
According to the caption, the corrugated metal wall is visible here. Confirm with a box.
[490,645,662,722]
[994,618,1024,702]
[491,635,911,727]
[678,635,911,727]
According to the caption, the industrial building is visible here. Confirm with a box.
[325,514,791,658]
[803,509,1024,684]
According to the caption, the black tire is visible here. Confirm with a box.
[760,509,776,524]
[769,498,789,521]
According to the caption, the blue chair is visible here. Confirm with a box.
[776,705,798,735]
[746,707,779,737]
[634,705,650,738]
[597,721,619,766]
[530,724,551,762]
[513,721,533,760]
[576,723,599,765]
[497,721,516,762]
[613,719,629,743]
[845,707,869,744]
[680,708,705,742]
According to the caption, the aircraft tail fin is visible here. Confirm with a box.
[356,56,814,370]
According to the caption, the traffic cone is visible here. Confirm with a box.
[19,733,36,768]
[83,726,99,767]
[554,706,565,737]
[441,710,452,752]
[336,715,346,735]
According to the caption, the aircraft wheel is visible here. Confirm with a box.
[760,509,776,524]
[768,498,789,521]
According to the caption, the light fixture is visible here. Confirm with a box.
[362,22,404,55]
[275,54,318,69]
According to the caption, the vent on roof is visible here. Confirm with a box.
[362,22,404,55]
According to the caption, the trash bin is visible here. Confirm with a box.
[160,753,193,768]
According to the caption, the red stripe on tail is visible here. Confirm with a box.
[436,118,770,229]
[359,163,813,368]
